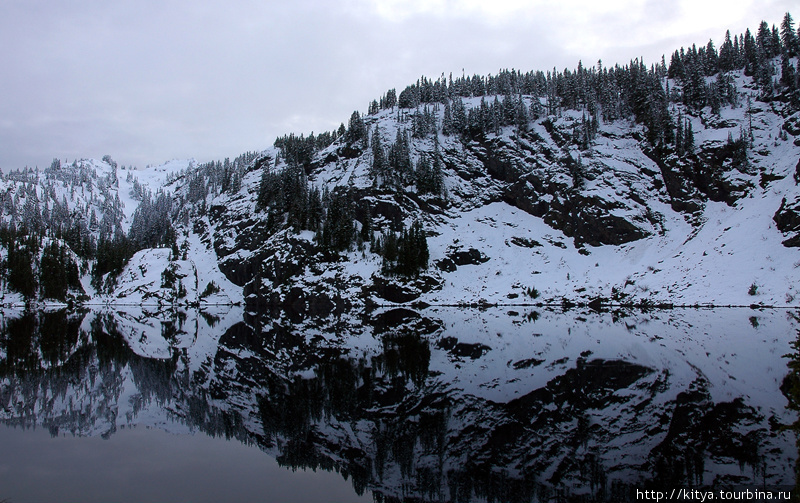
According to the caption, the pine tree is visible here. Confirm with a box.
[704,39,719,75]
[744,29,758,76]
[381,230,397,273]
[781,53,797,90]
[781,12,798,56]
[370,125,388,184]
[451,98,467,136]
[757,21,773,57]
[431,135,445,195]
[320,187,355,254]
[514,95,529,132]
[772,24,782,58]
[779,12,798,90]
[307,186,323,232]
[719,30,736,71]
[675,113,684,156]
[410,220,429,273]
[7,238,36,299]
[360,203,372,244]
[388,129,413,183]
[756,49,775,98]
[668,50,684,79]
[415,154,433,194]
[442,100,453,135]
[345,111,368,148]
[684,119,695,154]
[40,242,68,301]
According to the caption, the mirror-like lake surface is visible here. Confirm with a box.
[0,306,797,502]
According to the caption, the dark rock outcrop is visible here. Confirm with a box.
[774,196,800,247]
[447,247,490,266]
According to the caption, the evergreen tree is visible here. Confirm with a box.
[451,98,467,136]
[668,50,685,79]
[380,220,429,277]
[781,53,797,90]
[415,154,433,194]
[719,30,736,71]
[744,29,758,75]
[307,186,323,232]
[128,190,174,251]
[388,129,413,184]
[431,135,445,195]
[319,187,355,254]
[675,112,684,157]
[514,95,529,132]
[92,234,131,291]
[704,39,719,75]
[408,220,429,274]
[383,88,397,109]
[757,21,773,57]
[345,111,368,148]
[40,242,69,301]
[684,119,695,154]
[756,49,775,98]
[442,100,453,135]
[370,126,388,184]
[368,99,379,115]
[781,12,798,56]
[7,238,36,299]
[359,203,372,244]
[780,12,799,90]
[21,192,42,235]
[415,138,445,196]
[772,24,782,58]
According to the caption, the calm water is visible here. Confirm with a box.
[0,306,797,502]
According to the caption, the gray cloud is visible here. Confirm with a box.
[0,0,790,171]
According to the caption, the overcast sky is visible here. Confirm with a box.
[0,0,795,171]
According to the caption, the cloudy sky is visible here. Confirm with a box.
[0,0,794,171]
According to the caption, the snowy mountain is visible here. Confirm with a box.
[0,18,798,309]
[195,65,800,311]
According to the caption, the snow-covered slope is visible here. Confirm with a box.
[196,65,800,310]
[0,156,241,306]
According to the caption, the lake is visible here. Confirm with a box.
[0,306,797,502]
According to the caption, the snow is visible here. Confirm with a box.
[118,158,196,229]
[97,241,243,307]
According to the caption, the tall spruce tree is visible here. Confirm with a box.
[370,126,388,185]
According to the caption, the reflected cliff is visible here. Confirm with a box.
[0,306,796,502]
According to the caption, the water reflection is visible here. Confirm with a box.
[0,306,796,502]
[781,311,800,496]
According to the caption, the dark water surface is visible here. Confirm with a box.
[0,422,368,503]
[0,306,797,502]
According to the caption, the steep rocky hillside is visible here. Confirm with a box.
[191,66,800,311]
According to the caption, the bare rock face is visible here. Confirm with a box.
[369,274,442,304]
[688,140,753,204]
[505,173,643,246]
[447,247,490,266]
[783,112,800,137]
[467,129,658,247]
[774,196,800,247]
[795,158,800,184]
